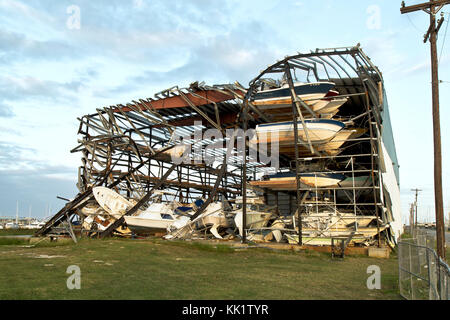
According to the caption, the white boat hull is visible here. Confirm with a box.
[124,202,186,234]
[234,210,274,236]
[93,187,133,219]
[254,119,345,146]
[124,216,174,232]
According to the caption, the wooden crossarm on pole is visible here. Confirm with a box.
[400,0,450,14]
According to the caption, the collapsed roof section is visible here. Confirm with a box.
[71,82,254,200]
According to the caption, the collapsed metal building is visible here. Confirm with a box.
[36,45,402,248]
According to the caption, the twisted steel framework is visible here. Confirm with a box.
[37,45,402,247]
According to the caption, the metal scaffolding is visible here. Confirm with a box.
[242,44,393,247]
[36,45,400,248]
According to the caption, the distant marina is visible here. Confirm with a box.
[0,217,46,230]
[0,201,49,230]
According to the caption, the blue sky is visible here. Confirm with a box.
[0,0,449,223]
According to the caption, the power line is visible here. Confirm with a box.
[406,13,421,31]
[439,12,450,64]
[400,0,449,260]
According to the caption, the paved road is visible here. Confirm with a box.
[419,227,450,245]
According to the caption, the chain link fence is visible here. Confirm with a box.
[398,228,449,300]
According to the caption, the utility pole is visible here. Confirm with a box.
[410,203,415,235]
[401,0,449,259]
[411,188,422,227]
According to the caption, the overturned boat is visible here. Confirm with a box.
[165,200,233,239]
[93,186,135,219]
[124,198,204,235]
[78,187,136,236]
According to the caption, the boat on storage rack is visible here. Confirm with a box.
[252,81,334,107]
[284,208,386,246]
[252,119,346,146]
[249,172,346,191]
[251,82,348,119]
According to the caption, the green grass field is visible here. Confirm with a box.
[0,237,401,300]
[0,229,37,236]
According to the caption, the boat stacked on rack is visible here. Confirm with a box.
[253,119,346,145]
[248,78,372,199]
[250,172,347,191]
[249,80,370,156]
[251,81,348,120]
[338,175,373,188]
[284,209,386,246]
